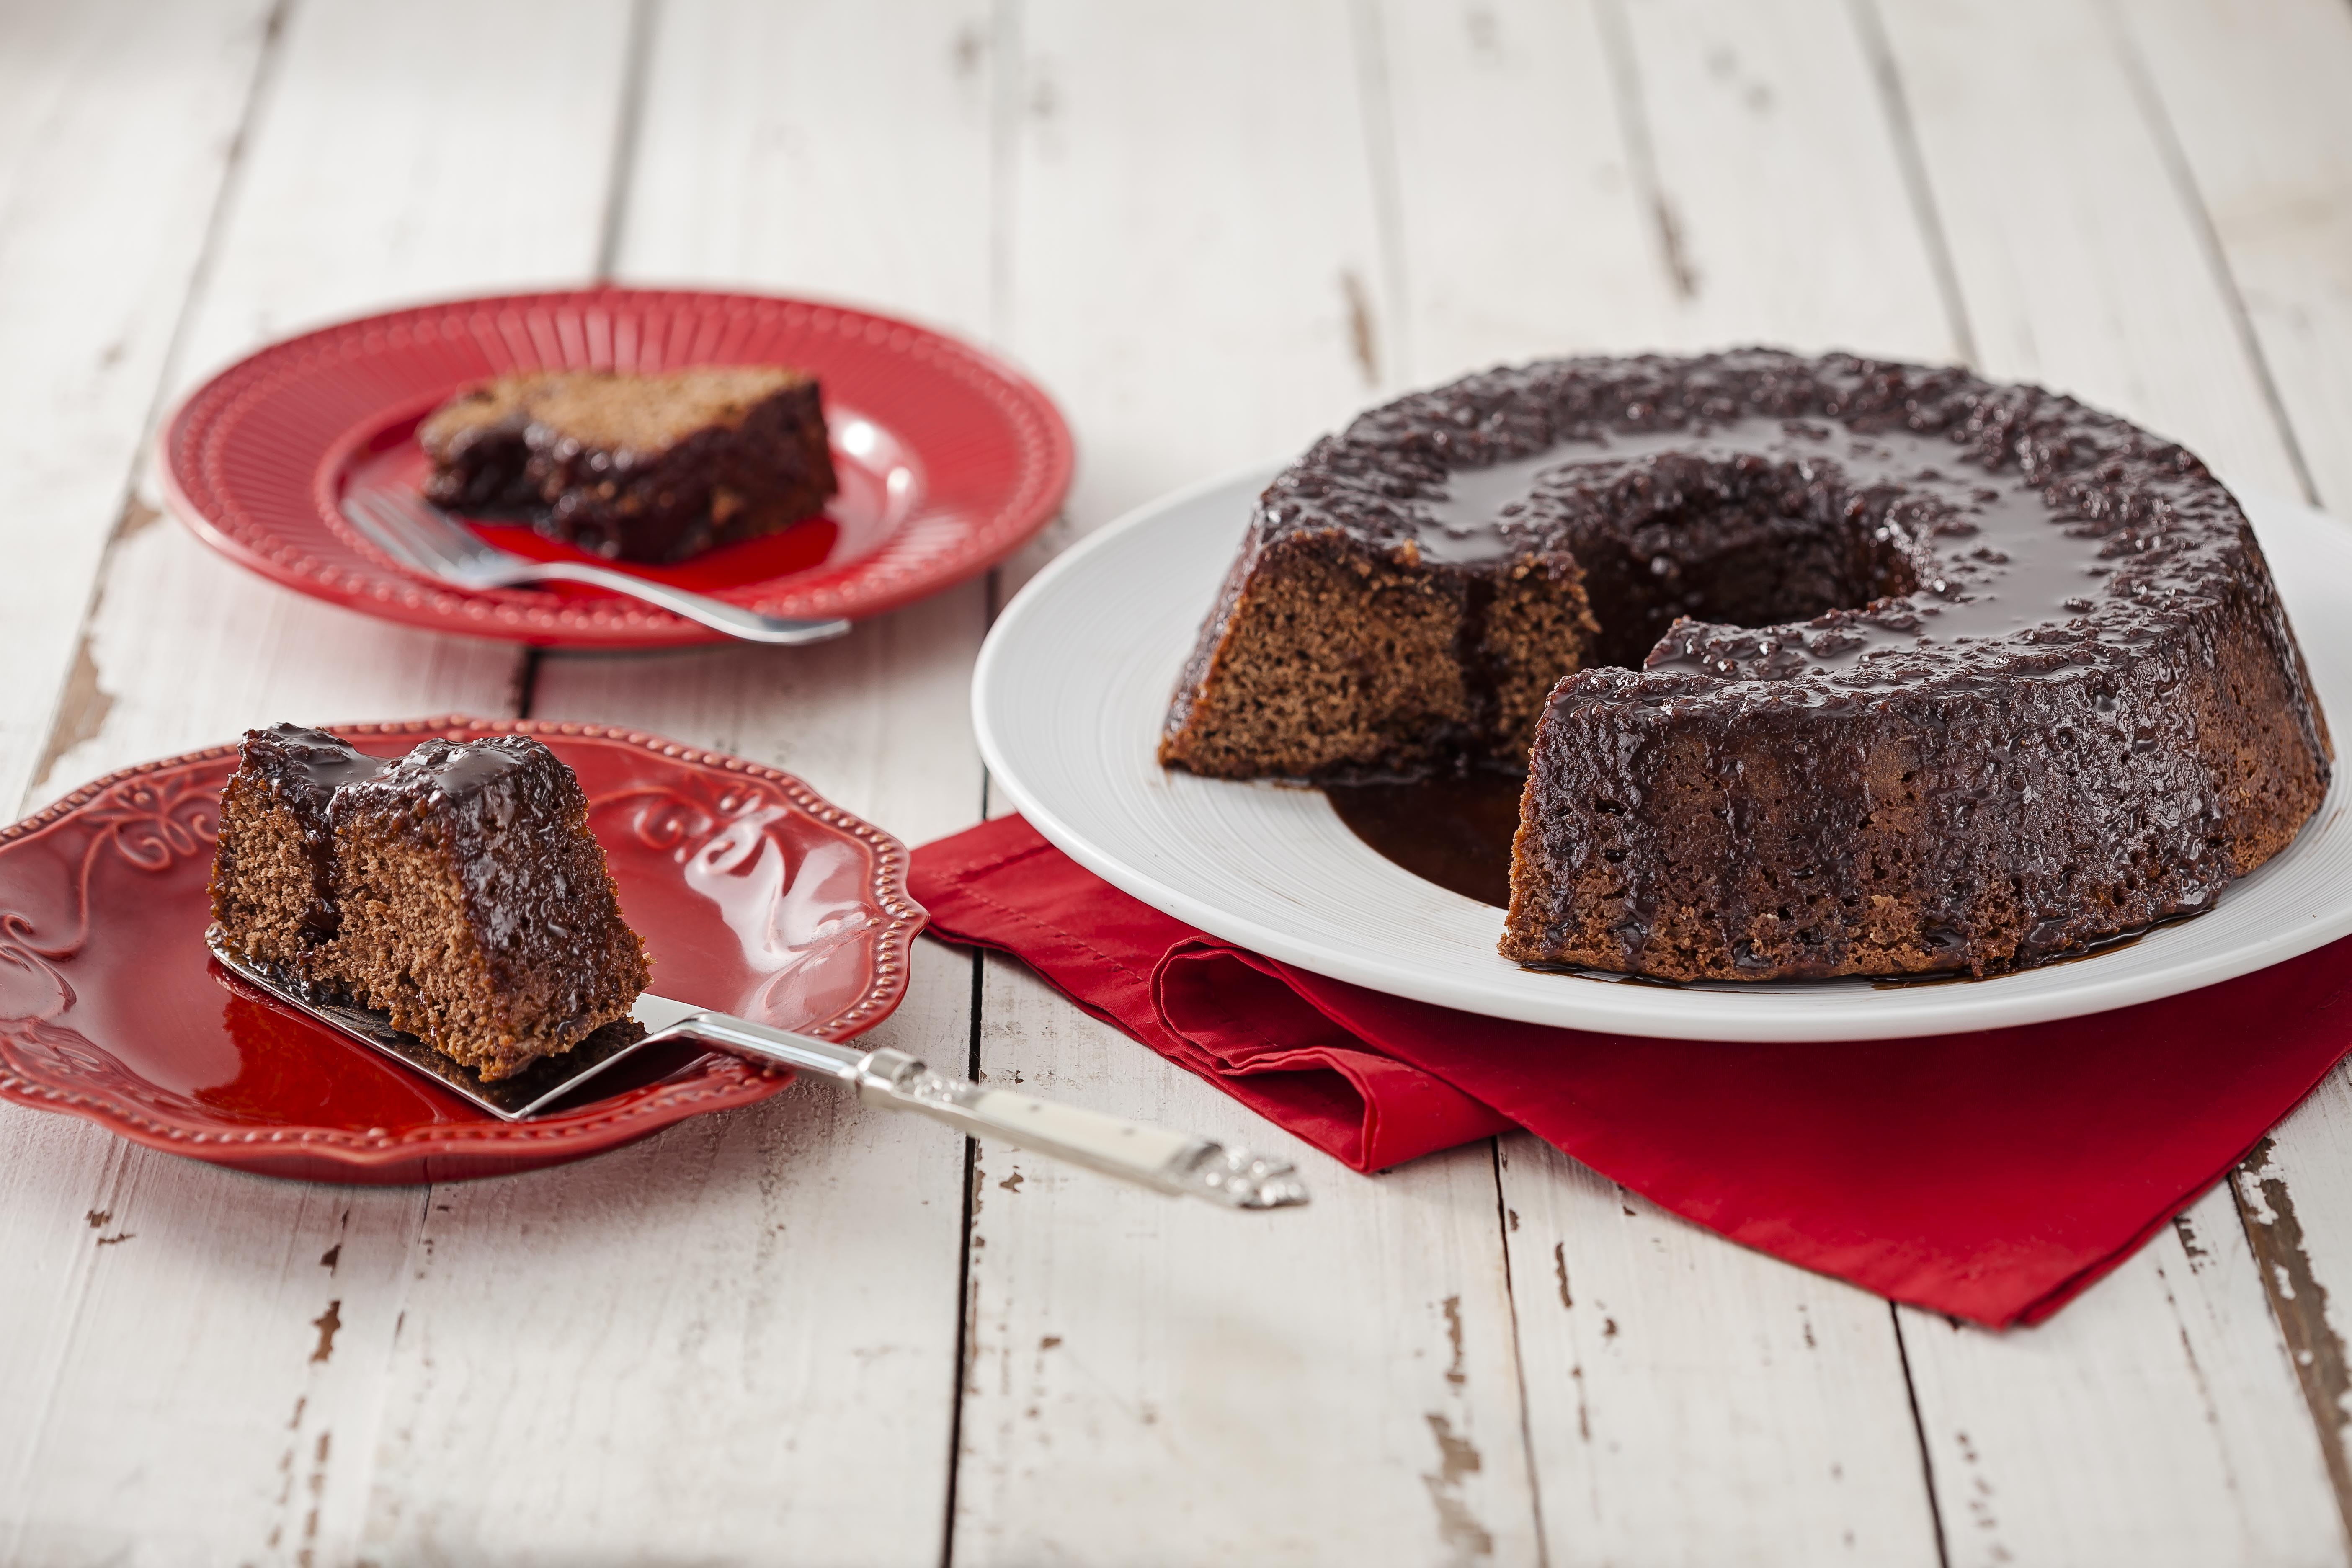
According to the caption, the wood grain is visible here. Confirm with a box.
[3,2,2350,1560]
[1503,1137,1941,1565]
[1380,3,1948,1560]
[1606,0,1959,364]
[0,0,278,814]
[358,2,998,1559]
[0,2,632,1560]
[1869,2,2344,1559]
[2119,0,2352,1546]
[956,5,1542,1561]
[992,0,1395,595]
[1897,1186,2343,1567]
[957,959,1540,1567]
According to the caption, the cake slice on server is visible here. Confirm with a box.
[210,726,650,1081]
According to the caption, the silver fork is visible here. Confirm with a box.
[341,487,852,645]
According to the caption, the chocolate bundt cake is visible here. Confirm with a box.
[211,726,651,1079]
[1160,350,2332,982]
[420,365,837,563]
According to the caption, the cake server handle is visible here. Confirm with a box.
[655,1009,1310,1211]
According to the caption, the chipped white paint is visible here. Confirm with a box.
[1370,0,1677,380]
[2109,0,2352,511]
[956,960,1540,1567]
[1609,0,1960,364]
[1867,1,2347,1559]
[1503,1138,1942,1564]
[1898,1183,2342,1567]
[2119,4,2352,1547]
[333,2,990,1560]
[0,0,279,813]
[993,0,1398,595]
[956,6,1539,1560]
[1873,0,2306,491]
[0,1,626,1562]
[467,10,1007,1539]
[1382,4,1948,1560]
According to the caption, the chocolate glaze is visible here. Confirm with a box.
[333,737,587,957]
[1326,773,2206,988]
[234,724,392,942]
[1262,352,2263,699]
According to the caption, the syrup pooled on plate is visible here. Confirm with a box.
[1323,769,1523,910]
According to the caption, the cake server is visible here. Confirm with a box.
[341,486,852,646]
[206,933,1308,1211]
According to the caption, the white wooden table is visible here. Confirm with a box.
[5,2,2352,1561]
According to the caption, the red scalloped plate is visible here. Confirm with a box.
[0,719,925,1183]
[157,288,1073,647]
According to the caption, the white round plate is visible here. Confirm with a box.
[974,462,2352,1041]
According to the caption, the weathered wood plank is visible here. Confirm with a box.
[1502,1138,1940,1564]
[1607,0,1959,364]
[0,0,277,815]
[2116,0,2352,510]
[1375,3,1951,1562]
[348,967,973,1565]
[0,3,634,1562]
[1372,0,1677,382]
[1868,1,2344,1559]
[955,4,1542,1561]
[1871,0,2302,489]
[1376,4,1951,1560]
[962,959,1540,1567]
[2116,0,2352,1545]
[495,606,986,1562]
[1897,1185,2342,1567]
[990,0,1396,594]
[358,3,998,1558]
[611,0,998,335]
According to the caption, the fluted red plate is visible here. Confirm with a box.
[0,719,925,1183]
[157,288,1073,647]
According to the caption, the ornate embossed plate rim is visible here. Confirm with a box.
[0,717,926,1165]
[977,463,2352,1042]
[154,286,1074,647]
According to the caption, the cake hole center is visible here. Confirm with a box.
[1557,456,1919,668]
[1424,439,1921,669]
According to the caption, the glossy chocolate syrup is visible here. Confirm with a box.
[239,724,395,942]
[1325,771,1523,909]
[1415,417,2108,676]
[246,724,395,823]
[1251,351,2254,704]
[330,736,588,952]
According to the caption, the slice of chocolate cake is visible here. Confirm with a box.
[318,736,650,1081]
[208,725,393,972]
[418,366,838,563]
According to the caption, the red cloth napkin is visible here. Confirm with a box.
[912,815,2352,1326]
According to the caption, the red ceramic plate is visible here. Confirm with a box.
[157,288,1073,647]
[0,719,925,1183]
